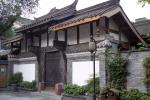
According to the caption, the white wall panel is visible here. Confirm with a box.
[58,30,65,41]
[72,61,99,86]
[79,24,90,43]
[67,27,77,45]
[41,33,47,47]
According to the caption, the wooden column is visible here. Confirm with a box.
[11,42,13,52]
[47,30,49,47]
[119,31,121,44]
[25,33,27,52]
[31,34,34,46]
[77,26,80,44]
[90,22,94,37]
[55,31,58,40]
[64,29,68,44]
[99,17,109,34]
[39,34,41,47]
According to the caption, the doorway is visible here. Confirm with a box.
[0,65,7,88]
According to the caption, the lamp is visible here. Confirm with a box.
[89,35,97,100]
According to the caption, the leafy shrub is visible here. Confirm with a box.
[121,89,143,100]
[64,84,86,95]
[121,89,150,100]
[137,42,145,49]
[8,72,23,85]
[107,55,128,90]
[143,78,150,85]
[84,76,100,94]
[143,57,150,69]
[20,80,36,89]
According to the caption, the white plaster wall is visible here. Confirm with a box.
[14,64,35,82]
[109,18,119,31]
[49,31,55,46]
[109,18,128,42]
[121,32,128,42]
[41,33,47,47]
[72,61,99,86]
[79,24,90,43]
[33,37,39,46]
[58,30,65,41]
[67,27,77,45]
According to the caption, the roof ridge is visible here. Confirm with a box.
[76,0,115,15]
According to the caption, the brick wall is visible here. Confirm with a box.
[121,50,150,92]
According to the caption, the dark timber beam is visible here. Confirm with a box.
[119,31,121,44]
[25,33,27,52]
[99,16,109,34]
[90,22,93,36]
[39,34,41,47]
[55,31,58,40]
[77,26,80,44]
[64,29,68,44]
[47,30,49,47]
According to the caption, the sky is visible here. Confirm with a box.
[31,0,150,22]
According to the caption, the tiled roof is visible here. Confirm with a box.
[49,1,118,30]
[16,0,78,32]
[16,0,120,32]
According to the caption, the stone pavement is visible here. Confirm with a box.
[0,91,61,100]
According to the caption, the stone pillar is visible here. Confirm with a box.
[66,60,72,84]
[97,48,107,88]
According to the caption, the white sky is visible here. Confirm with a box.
[31,0,150,22]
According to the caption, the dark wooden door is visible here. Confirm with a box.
[45,52,61,86]
[0,65,7,88]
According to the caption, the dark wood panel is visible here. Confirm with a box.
[0,65,7,88]
[45,52,61,86]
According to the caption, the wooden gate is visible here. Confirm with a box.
[0,65,7,88]
[45,52,61,87]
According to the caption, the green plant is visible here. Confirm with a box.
[84,76,100,94]
[20,80,36,89]
[64,84,86,95]
[143,57,150,90]
[121,89,150,100]
[143,57,150,69]
[107,54,128,90]
[137,43,145,49]
[8,72,23,85]
[143,78,150,85]
[121,89,143,100]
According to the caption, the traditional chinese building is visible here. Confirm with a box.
[2,0,148,90]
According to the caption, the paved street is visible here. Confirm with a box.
[0,91,61,100]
